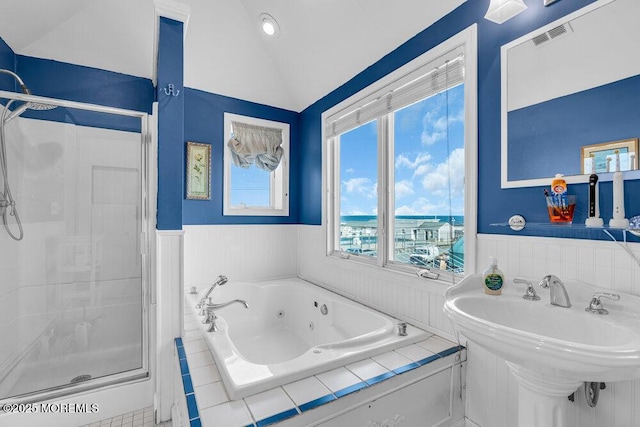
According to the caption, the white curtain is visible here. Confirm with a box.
[228,121,283,171]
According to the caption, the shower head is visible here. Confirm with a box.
[0,69,57,123]
[4,101,57,123]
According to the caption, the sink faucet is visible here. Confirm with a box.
[202,299,249,332]
[196,275,228,313]
[540,274,571,308]
[539,275,571,308]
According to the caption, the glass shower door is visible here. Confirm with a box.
[0,96,149,401]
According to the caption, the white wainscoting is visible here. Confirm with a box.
[470,233,640,427]
[183,224,299,286]
[182,224,640,426]
[155,229,185,422]
[296,225,456,339]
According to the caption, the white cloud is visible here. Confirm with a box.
[421,106,464,146]
[345,168,355,174]
[412,163,432,178]
[420,148,465,198]
[395,152,431,170]
[395,180,414,198]
[343,177,371,194]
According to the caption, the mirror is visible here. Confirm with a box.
[501,0,640,188]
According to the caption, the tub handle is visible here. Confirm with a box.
[397,322,408,336]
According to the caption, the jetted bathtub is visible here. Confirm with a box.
[186,277,429,399]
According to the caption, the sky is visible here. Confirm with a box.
[340,84,465,217]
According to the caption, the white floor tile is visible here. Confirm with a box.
[200,400,254,427]
[282,376,333,406]
[244,387,297,421]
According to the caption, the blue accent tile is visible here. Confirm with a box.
[392,362,420,375]
[182,374,194,395]
[417,354,441,366]
[176,337,184,347]
[186,394,199,420]
[334,381,367,398]
[438,346,461,358]
[256,408,299,427]
[180,357,190,375]
[190,418,202,427]
[365,371,395,386]
[177,345,187,361]
[298,394,337,412]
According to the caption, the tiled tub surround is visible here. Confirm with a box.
[175,331,465,426]
[186,277,430,400]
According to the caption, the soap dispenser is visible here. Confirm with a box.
[483,257,504,295]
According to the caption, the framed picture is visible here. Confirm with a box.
[186,142,211,200]
[581,138,638,174]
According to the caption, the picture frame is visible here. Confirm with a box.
[581,138,638,174]
[186,142,211,200]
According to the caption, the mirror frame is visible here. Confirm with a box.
[500,0,640,188]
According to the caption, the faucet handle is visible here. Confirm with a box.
[513,278,540,301]
[586,292,620,315]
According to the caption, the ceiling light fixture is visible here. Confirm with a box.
[259,13,280,37]
[485,0,527,24]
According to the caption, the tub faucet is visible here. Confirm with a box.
[203,299,249,332]
[539,274,571,308]
[196,275,228,311]
[207,299,249,310]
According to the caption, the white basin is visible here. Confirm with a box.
[444,274,640,382]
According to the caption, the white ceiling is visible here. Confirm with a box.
[0,0,465,112]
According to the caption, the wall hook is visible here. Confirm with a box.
[163,84,180,97]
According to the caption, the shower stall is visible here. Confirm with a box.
[0,81,152,403]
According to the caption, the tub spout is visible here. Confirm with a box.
[208,299,249,310]
[196,275,228,310]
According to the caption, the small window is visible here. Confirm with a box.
[223,113,289,216]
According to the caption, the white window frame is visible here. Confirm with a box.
[223,112,290,216]
[323,26,478,278]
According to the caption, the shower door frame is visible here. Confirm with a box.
[0,89,154,404]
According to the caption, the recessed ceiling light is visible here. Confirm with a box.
[259,13,280,37]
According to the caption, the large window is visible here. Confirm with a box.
[325,27,477,278]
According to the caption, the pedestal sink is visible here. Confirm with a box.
[444,274,640,427]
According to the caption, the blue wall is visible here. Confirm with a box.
[299,0,639,240]
[4,0,639,238]
[0,38,16,91]
[156,17,185,231]
[508,74,640,180]
[182,88,300,224]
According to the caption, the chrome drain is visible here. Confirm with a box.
[70,374,92,384]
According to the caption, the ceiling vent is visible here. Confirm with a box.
[531,23,573,47]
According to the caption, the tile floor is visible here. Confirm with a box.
[80,406,172,427]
